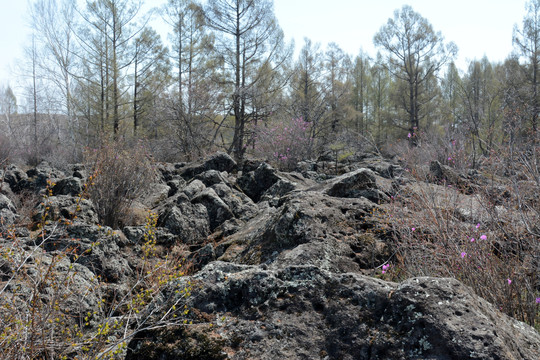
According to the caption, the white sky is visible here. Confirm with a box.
[0,0,530,87]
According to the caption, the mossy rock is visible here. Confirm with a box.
[126,325,226,360]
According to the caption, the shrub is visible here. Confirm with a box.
[379,140,540,330]
[251,117,313,170]
[0,133,13,165]
[84,139,156,228]
[0,181,191,359]
[386,127,473,173]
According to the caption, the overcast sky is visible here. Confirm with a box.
[0,0,530,87]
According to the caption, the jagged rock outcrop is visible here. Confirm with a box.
[216,190,388,273]
[0,193,17,226]
[127,262,540,360]
[180,152,237,180]
[0,152,538,360]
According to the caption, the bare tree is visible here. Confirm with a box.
[323,42,351,134]
[374,5,457,141]
[513,0,540,143]
[205,0,292,160]
[162,0,221,158]
[132,27,170,136]
[30,0,76,125]
[77,0,144,136]
[289,38,326,142]
[0,85,17,137]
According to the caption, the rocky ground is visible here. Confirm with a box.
[0,152,539,359]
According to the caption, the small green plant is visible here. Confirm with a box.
[0,169,192,359]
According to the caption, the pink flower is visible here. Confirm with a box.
[507,279,512,285]
[448,157,452,161]
[470,237,475,242]
[536,297,540,304]
[476,223,480,229]
[460,252,467,258]
[480,235,487,240]
[411,227,416,231]
[407,133,412,138]
[382,264,390,274]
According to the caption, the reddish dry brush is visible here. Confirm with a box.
[378,140,540,330]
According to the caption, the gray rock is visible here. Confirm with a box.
[43,224,132,283]
[364,159,402,179]
[3,164,28,193]
[0,193,16,213]
[189,243,217,270]
[192,188,234,231]
[123,226,176,246]
[157,203,210,245]
[180,152,237,180]
[429,160,477,194]
[52,176,83,196]
[71,164,86,179]
[182,179,206,200]
[324,167,375,195]
[128,262,540,360]
[140,183,171,207]
[166,178,185,197]
[237,162,281,202]
[195,169,230,187]
[218,191,387,273]
[211,183,258,221]
[0,208,18,227]
[33,195,99,225]
[0,249,101,329]
[26,161,65,191]
[322,168,390,203]
[2,152,538,360]
[237,163,315,204]
[259,179,297,206]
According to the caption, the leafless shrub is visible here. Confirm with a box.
[0,205,191,359]
[84,139,156,228]
[379,136,540,329]
[385,127,474,173]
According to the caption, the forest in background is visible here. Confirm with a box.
[0,3,539,354]
[0,0,539,169]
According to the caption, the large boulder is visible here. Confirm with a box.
[321,168,391,203]
[0,248,101,328]
[52,176,84,196]
[237,162,315,204]
[429,160,478,194]
[211,183,258,221]
[0,193,17,227]
[0,193,16,213]
[157,200,211,245]
[217,191,389,273]
[237,162,282,202]
[180,152,237,180]
[43,224,132,283]
[192,188,234,231]
[26,161,66,192]
[127,262,540,360]
[3,164,28,193]
[33,195,99,226]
